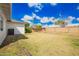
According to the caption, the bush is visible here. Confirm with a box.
[25,23,30,27]
[36,25,42,31]
[25,28,32,33]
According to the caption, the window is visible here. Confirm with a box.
[0,16,3,31]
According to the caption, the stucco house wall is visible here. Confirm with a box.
[0,14,7,45]
[7,22,25,34]
[0,3,11,45]
[0,4,25,45]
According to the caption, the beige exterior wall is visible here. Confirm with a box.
[0,4,12,45]
[0,14,7,45]
[46,26,79,33]
[7,22,25,34]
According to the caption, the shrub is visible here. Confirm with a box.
[25,28,32,33]
[25,23,30,27]
[36,25,42,31]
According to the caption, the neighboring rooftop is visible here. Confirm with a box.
[9,19,26,24]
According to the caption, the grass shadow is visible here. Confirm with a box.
[0,34,28,48]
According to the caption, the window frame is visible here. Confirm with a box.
[0,16,3,31]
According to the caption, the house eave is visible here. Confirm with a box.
[7,21,26,24]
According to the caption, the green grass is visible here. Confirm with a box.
[0,32,79,56]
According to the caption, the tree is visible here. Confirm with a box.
[55,20,66,27]
[25,23,32,33]
[25,23,30,28]
[36,25,42,31]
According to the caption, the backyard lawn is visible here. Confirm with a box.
[0,32,79,56]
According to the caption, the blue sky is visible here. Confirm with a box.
[12,3,79,27]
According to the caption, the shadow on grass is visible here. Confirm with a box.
[0,34,28,48]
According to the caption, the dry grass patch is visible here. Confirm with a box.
[0,32,79,56]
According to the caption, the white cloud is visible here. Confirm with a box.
[21,15,33,22]
[21,18,24,21]
[65,16,75,24]
[49,17,55,22]
[32,13,41,19]
[40,16,57,24]
[21,13,58,26]
[41,17,49,23]
[67,16,75,20]
[28,3,43,12]
[77,18,79,21]
[28,3,42,9]
[40,17,57,23]
[21,13,41,22]
[77,6,79,10]
[32,13,37,18]
[50,3,57,6]
[35,9,39,12]
[35,4,43,10]
[24,15,33,20]
[28,3,36,7]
